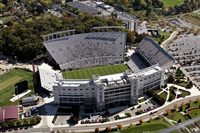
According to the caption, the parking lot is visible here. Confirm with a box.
[181,65,200,89]
[166,34,200,66]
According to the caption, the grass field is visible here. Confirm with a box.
[151,31,171,45]
[160,0,183,7]
[62,64,129,79]
[120,118,174,133]
[0,69,34,106]
[167,111,187,122]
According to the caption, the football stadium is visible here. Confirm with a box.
[39,27,174,111]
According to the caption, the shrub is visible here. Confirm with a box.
[117,124,123,130]
[105,126,112,132]
[95,128,99,133]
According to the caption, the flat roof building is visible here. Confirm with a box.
[53,64,164,111]
[0,106,18,123]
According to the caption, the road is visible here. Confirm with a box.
[161,30,179,49]
[14,94,200,133]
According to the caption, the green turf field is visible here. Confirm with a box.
[160,0,183,7]
[0,69,34,106]
[62,64,129,79]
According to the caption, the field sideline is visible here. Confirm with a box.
[62,64,129,79]
[0,69,34,106]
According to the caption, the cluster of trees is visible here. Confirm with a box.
[64,4,83,16]
[0,14,123,61]
[0,0,62,15]
[0,116,41,130]
[104,0,200,18]
[166,0,200,15]
[104,0,164,18]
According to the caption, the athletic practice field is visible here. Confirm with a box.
[160,0,183,7]
[62,64,129,79]
[0,69,33,106]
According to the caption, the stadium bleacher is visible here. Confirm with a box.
[44,32,126,70]
[127,53,150,72]
[136,37,174,69]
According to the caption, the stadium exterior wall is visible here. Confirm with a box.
[53,65,164,111]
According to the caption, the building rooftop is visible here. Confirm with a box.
[0,106,18,122]
[54,64,162,88]
[38,63,62,91]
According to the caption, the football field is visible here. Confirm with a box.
[0,69,33,106]
[62,64,129,79]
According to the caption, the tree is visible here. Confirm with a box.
[121,0,129,7]
[0,3,5,12]
[174,104,178,111]
[139,119,143,125]
[129,123,133,127]
[167,75,175,83]
[95,128,99,133]
[165,109,171,115]
[117,124,123,130]
[127,31,136,45]
[36,4,44,14]
[105,126,112,132]
[187,81,193,89]
[111,11,117,20]
[2,0,9,6]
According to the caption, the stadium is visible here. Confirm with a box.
[39,27,174,111]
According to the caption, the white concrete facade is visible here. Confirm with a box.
[53,65,164,111]
[38,63,62,92]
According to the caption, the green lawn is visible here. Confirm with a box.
[62,64,129,79]
[167,111,187,122]
[190,101,200,108]
[168,87,176,102]
[121,118,172,133]
[178,90,190,97]
[158,91,168,100]
[188,109,200,118]
[138,97,145,103]
[151,31,171,45]
[160,0,183,7]
[0,69,34,106]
